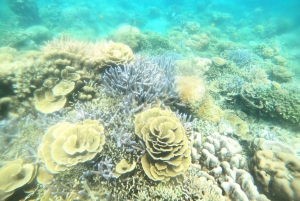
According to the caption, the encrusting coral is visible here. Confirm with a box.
[134,108,191,182]
[38,120,105,174]
[176,76,207,109]
[110,25,144,51]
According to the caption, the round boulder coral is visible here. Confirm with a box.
[251,150,300,201]
[38,120,105,174]
[134,108,191,182]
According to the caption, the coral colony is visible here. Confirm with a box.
[1,0,300,201]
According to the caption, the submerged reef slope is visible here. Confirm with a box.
[1,1,300,198]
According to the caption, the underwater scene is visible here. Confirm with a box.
[0,0,300,200]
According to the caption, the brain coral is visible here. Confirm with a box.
[134,108,191,182]
[38,120,105,174]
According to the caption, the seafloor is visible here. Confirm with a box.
[0,0,300,201]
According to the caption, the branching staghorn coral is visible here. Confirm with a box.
[101,54,179,107]
[223,49,253,68]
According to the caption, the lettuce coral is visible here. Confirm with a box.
[38,120,105,174]
[134,108,191,182]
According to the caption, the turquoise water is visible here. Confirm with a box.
[0,0,300,201]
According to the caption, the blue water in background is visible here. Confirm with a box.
[0,0,299,72]
[1,1,300,200]
[1,0,299,37]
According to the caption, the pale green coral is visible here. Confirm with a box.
[136,183,182,201]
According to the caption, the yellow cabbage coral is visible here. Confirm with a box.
[100,41,134,67]
[34,87,67,113]
[38,120,105,174]
[0,159,36,200]
[134,108,191,182]
[115,159,136,175]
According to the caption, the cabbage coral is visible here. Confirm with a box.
[134,108,191,182]
[38,120,105,174]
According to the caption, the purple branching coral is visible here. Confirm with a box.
[81,158,117,182]
[224,49,253,68]
[101,54,179,107]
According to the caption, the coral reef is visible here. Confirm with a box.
[134,108,191,181]
[222,110,249,139]
[38,120,105,173]
[111,25,145,51]
[223,49,253,68]
[251,138,296,154]
[268,65,294,83]
[176,76,207,109]
[24,25,51,44]
[211,56,227,67]
[251,150,300,201]
[185,33,210,51]
[1,2,299,201]
[7,0,40,26]
[191,132,269,201]
[250,88,300,124]
[0,159,37,200]
[254,44,277,59]
[43,36,134,69]
[175,57,212,76]
[101,55,178,107]
[137,183,182,200]
[181,167,225,201]
[2,37,134,114]
[195,94,224,123]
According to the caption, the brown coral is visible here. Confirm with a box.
[176,76,206,108]
[185,34,209,51]
[111,25,144,50]
[38,120,105,174]
[211,57,227,67]
[196,94,224,123]
[251,150,300,201]
[134,108,191,182]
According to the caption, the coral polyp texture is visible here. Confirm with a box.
[191,132,269,201]
[134,108,191,182]
[38,120,105,174]
[251,150,300,201]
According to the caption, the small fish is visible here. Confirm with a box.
[211,23,215,27]
[172,12,176,17]
[99,14,104,19]
[133,20,136,25]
